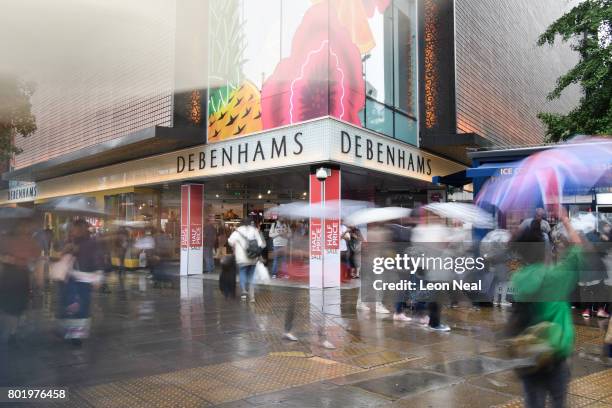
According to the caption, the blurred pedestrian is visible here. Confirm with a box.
[228,218,265,302]
[579,226,609,319]
[203,216,217,273]
[269,218,291,278]
[149,229,175,288]
[356,224,391,314]
[345,226,363,279]
[0,218,40,345]
[509,212,582,408]
[114,226,129,288]
[219,254,237,299]
[58,219,104,346]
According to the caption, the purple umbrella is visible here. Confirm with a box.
[476,138,612,212]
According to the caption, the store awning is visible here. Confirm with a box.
[3,126,205,182]
[432,170,471,188]
[466,161,522,178]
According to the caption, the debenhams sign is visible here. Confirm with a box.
[7,183,38,201]
[1,118,464,204]
[174,127,435,178]
[176,132,305,173]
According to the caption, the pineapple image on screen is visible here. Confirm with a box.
[207,0,262,142]
[208,81,262,142]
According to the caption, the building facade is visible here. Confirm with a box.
[2,0,579,286]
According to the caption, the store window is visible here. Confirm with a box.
[361,0,418,146]
[207,0,418,145]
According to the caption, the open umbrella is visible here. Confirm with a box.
[422,202,495,229]
[37,196,106,217]
[476,138,612,212]
[344,207,411,226]
[264,200,372,220]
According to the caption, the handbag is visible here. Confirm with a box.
[503,320,557,375]
[50,254,75,281]
[254,260,270,283]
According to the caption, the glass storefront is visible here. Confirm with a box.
[207,0,418,146]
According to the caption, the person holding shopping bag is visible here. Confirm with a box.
[228,218,266,302]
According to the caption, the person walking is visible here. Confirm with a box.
[228,218,265,302]
[203,216,217,273]
[114,226,129,289]
[0,218,40,346]
[509,212,582,408]
[58,219,104,346]
[269,218,291,278]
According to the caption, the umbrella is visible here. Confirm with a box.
[111,220,150,229]
[37,196,106,217]
[422,202,495,229]
[476,138,612,212]
[344,207,411,226]
[264,200,372,220]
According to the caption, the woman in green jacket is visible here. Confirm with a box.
[511,212,582,408]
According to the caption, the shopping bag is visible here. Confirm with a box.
[49,254,74,281]
[254,260,270,283]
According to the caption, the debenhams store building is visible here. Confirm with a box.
[2,0,566,287]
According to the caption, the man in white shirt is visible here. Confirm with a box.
[228,218,266,302]
[269,218,292,278]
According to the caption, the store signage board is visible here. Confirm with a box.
[6,182,38,203]
[0,117,465,204]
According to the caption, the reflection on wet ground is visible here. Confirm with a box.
[1,272,610,407]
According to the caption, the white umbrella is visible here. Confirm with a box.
[422,202,495,229]
[344,207,411,226]
[264,199,373,220]
[112,220,150,229]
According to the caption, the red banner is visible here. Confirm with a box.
[189,184,203,248]
[324,169,340,251]
[180,185,189,249]
[310,173,322,259]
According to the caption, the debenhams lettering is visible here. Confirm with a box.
[177,132,304,173]
[8,185,38,201]
[340,131,432,175]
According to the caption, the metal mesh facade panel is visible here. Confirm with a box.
[454,0,580,146]
[14,0,176,169]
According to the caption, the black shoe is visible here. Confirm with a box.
[70,339,82,347]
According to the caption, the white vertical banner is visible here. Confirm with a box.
[180,184,204,276]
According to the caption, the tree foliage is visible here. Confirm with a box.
[537,0,612,142]
[0,74,37,163]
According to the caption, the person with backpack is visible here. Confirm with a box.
[228,218,266,302]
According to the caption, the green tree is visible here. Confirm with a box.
[537,0,612,142]
[0,74,37,163]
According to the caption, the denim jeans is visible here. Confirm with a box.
[203,247,215,273]
[521,359,570,408]
[271,248,286,277]
[238,264,256,294]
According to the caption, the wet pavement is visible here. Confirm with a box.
[1,271,610,407]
